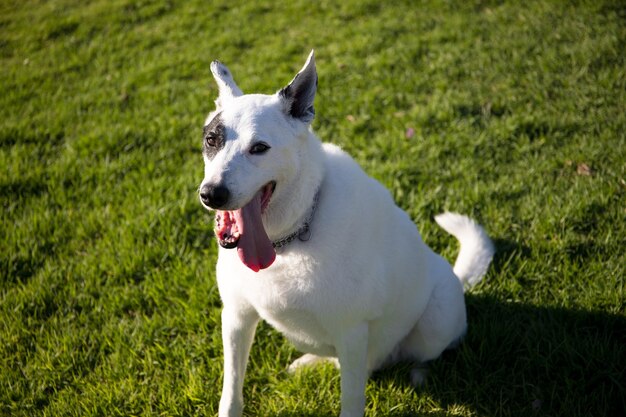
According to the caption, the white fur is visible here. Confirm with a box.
[434,212,495,289]
[200,51,495,417]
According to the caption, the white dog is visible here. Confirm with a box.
[199,51,494,417]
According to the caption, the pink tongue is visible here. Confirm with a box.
[233,190,276,272]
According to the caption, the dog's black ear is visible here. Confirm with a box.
[211,60,243,109]
[278,50,317,124]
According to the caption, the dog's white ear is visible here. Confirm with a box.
[210,60,243,109]
[278,50,317,124]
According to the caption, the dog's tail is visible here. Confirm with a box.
[434,212,495,290]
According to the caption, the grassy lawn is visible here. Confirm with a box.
[1,0,624,416]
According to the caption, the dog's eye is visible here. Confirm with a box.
[205,134,217,147]
[250,142,271,155]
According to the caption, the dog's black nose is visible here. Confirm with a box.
[200,184,230,208]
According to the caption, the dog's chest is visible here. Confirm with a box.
[253,278,336,355]
[260,304,335,355]
[221,258,337,355]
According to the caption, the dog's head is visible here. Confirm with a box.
[199,51,318,272]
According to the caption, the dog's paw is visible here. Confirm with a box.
[287,354,339,374]
[410,367,428,387]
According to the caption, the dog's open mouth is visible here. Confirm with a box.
[214,182,276,272]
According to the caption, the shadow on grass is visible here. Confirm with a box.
[370,294,626,417]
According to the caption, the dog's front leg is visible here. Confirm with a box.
[219,306,259,417]
[336,323,369,417]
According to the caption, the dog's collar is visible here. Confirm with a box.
[272,190,321,250]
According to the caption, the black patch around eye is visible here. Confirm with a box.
[202,112,225,159]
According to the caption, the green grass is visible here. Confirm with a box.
[1,0,625,416]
